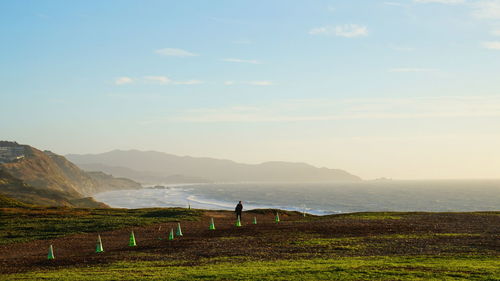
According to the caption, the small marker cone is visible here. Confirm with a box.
[176,223,183,237]
[253,216,257,224]
[209,218,216,230]
[47,245,55,260]
[235,216,242,227]
[275,213,280,223]
[129,231,137,247]
[96,235,104,253]
[168,228,174,240]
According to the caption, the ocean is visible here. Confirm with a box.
[94,180,500,215]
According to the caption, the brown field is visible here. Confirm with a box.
[1,210,498,275]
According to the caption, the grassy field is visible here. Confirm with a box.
[4,256,500,281]
[0,206,498,280]
[0,206,202,244]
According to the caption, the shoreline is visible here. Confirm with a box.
[94,187,333,215]
[94,180,500,215]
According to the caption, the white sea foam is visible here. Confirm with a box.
[94,180,500,215]
[94,187,331,215]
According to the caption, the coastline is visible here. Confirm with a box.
[94,186,329,215]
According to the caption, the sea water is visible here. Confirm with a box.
[94,180,500,215]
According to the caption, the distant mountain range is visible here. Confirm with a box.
[0,142,361,207]
[0,142,141,207]
[66,150,362,184]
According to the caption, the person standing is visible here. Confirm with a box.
[235,201,243,219]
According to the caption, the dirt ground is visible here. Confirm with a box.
[0,211,498,274]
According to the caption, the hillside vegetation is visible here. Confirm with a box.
[1,145,141,197]
[0,170,107,208]
[0,142,142,207]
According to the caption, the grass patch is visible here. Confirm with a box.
[248,209,303,216]
[291,237,361,245]
[5,256,499,280]
[0,207,202,244]
[219,236,242,241]
[375,233,482,239]
[290,237,366,252]
[334,212,404,220]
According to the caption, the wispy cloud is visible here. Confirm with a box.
[223,81,273,86]
[116,76,202,85]
[309,24,368,38]
[115,77,134,85]
[173,80,203,85]
[384,2,405,6]
[155,48,198,57]
[389,68,438,73]
[413,0,465,4]
[472,0,500,19]
[167,96,500,123]
[246,81,273,86]
[413,0,500,49]
[222,58,262,64]
[481,41,500,49]
[144,76,171,84]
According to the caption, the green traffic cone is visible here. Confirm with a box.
[235,216,242,227]
[168,228,174,240]
[275,212,280,223]
[176,223,183,237]
[253,216,257,224]
[129,231,137,247]
[96,235,104,253]
[47,245,55,260]
[209,218,216,230]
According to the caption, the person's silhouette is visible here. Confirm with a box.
[235,201,243,219]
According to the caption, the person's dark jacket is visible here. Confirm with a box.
[235,203,243,213]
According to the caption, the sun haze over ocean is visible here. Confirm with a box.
[1,0,500,180]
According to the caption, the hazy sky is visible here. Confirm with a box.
[1,0,500,179]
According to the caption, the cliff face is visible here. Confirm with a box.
[1,145,87,196]
[0,142,142,207]
[0,169,107,208]
[85,171,142,191]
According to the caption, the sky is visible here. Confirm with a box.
[1,0,500,180]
